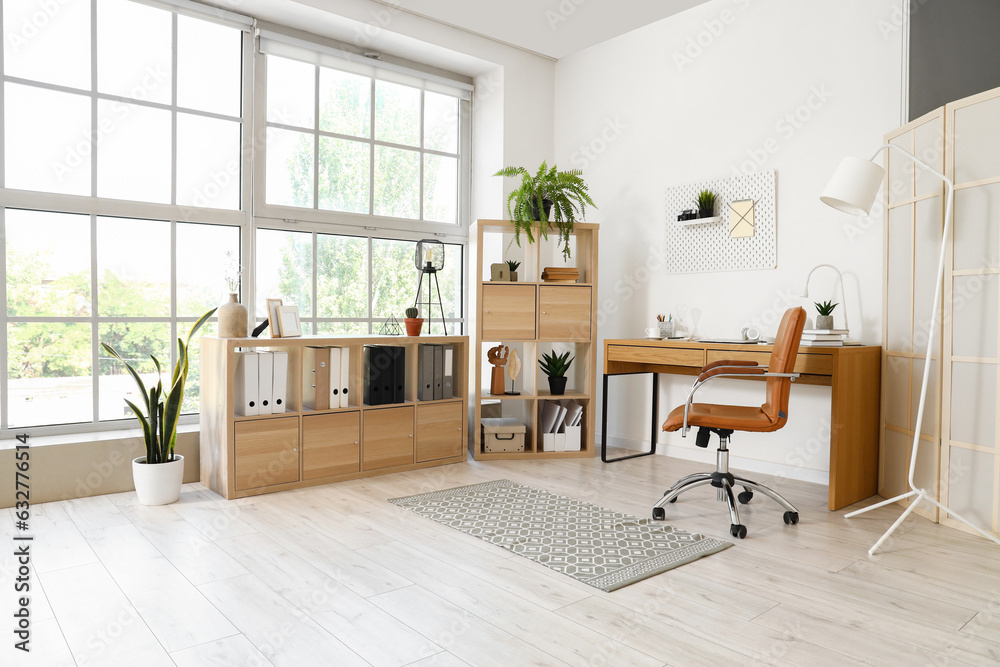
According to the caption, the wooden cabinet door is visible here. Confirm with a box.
[362,406,414,471]
[482,284,536,339]
[302,412,360,480]
[539,286,591,340]
[235,417,299,491]
[416,402,464,463]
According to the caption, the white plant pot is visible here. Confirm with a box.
[132,455,185,505]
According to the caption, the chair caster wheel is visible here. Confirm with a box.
[652,507,666,521]
[737,491,753,504]
[730,524,747,539]
[669,497,677,503]
[783,511,799,525]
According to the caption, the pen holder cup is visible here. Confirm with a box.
[658,322,674,338]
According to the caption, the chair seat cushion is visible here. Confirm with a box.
[663,403,780,433]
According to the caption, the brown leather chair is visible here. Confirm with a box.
[653,307,807,539]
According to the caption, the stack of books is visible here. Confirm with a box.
[801,329,848,346]
[541,267,580,283]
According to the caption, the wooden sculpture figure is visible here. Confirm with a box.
[487,344,509,395]
[506,348,521,395]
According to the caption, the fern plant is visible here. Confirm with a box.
[494,161,596,260]
[101,308,216,464]
[538,350,575,378]
[814,300,838,316]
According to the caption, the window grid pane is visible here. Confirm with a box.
[264,55,463,225]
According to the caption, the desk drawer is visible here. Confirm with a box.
[705,350,833,375]
[607,345,704,367]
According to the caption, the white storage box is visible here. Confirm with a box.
[482,417,526,453]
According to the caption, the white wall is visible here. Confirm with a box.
[554,0,904,480]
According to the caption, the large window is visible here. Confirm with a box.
[0,0,470,437]
[255,228,463,335]
[0,0,249,433]
[258,41,466,227]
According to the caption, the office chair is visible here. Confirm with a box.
[653,306,806,539]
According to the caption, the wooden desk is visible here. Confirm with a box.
[602,339,881,510]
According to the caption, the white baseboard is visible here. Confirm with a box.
[602,435,830,487]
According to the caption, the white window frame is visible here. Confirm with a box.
[252,219,467,337]
[251,30,473,239]
[0,0,254,438]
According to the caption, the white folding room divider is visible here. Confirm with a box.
[940,86,1000,539]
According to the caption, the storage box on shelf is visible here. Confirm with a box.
[469,219,599,460]
[200,334,467,499]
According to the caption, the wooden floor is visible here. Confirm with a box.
[4,452,1000,666]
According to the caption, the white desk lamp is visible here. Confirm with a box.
[821,146,1000,555]
[800,264,849,333]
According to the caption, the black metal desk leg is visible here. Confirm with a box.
[601,372,659,463]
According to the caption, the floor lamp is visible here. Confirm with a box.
[820,146,1000,555]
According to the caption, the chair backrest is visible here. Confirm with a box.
[762,307,807,425]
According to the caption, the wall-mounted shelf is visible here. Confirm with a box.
[675,215,721,227]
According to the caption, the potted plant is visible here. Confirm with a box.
[494,161,596,260]
[696,189,717,219]
[101,308,215,505]
[506,260,521,282]
[539,350,574,395]
[814,300,838,330]
[404,307,424,336]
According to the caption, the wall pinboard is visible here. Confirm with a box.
[664,170,776,274]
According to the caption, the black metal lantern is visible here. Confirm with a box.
[413,239,447,335]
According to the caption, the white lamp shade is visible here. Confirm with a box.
[820,156,886,215]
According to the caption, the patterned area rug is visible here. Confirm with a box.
[388,479,732,592]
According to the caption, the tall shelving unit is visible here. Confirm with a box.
[200,334,467,499]
[469,219,599,460]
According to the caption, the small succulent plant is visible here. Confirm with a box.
[505,260,521,272]
[814,300,838,316]
[539,350,574,378]
[405,307,419,319]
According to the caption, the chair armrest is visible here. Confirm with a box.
[680,369,801,435]
[702,359,759,372]
[698,364,765,381]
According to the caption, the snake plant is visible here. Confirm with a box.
[101,308,216,464]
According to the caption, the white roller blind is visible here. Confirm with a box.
[130,0,253,30]
[258,30,473,100]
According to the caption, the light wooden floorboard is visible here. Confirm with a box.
[18,452,1000,666]
[169,634,273,667]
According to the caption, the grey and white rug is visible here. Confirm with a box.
[388,479,732,592]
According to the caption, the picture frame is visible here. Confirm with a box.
[266,298,283,337]
[276,305,302,337]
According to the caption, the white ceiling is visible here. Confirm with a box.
[228,0,709,63]
[343,0,711,59]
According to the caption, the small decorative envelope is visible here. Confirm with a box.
[728,199,756,238]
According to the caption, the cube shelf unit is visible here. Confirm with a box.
[470,219,599,460]
[200,334,468,499]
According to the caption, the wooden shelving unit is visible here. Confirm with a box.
[200,334,468,499]
[469,219,599,460]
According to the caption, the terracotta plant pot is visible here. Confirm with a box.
[404,318,424,336]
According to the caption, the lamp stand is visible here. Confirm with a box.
[842,144,1000,555]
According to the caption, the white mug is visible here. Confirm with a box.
[644,327,661,338]
[741,327,761,341]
